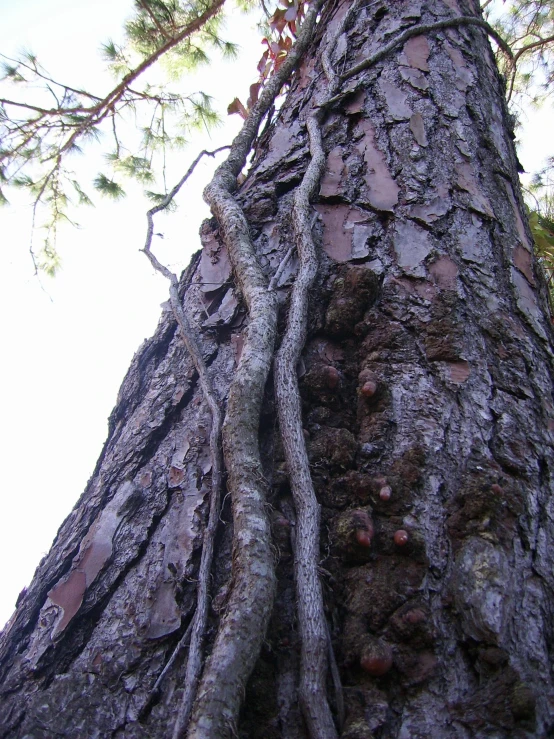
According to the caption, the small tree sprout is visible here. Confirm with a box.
[379,485,392,501]
[394,529,409,546]
[360,380,377,397]
[360,640,393,676]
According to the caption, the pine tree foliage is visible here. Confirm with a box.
[1,0,553,275]
[485,0,554,103]
[0,0,232,272]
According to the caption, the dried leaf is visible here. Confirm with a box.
[227,97,248,119]
[247,82,261,109]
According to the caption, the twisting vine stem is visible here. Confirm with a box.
[182,3,324,737]
[272,4,360,736]
[140,146,228,735]
[320,15,514,111]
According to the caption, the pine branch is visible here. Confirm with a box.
[60,0,226,154]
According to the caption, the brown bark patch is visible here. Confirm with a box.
[445,42,474,91]
[455,162,494,217]
[513,244,535,286]
[199,227,231,291]
[429,255,458,289]
[409,112,428,147]
[410,191,451,224]
[316,204,372,262]
[354,119,399,211]
[399,66,429,90]
[48,570,87,635]
[168,465,186,488]
[447,360,471,384]
[393,220,432,276]
[379,79,412,120]
[400,35,430,71]
[320,146,345,198]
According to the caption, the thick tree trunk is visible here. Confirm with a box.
[2,0,554,737]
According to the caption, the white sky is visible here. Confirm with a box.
[0,1,551,629]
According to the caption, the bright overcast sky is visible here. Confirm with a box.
[0,1,552,629]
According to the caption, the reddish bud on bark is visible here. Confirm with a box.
[403,608,426,625]
[491,483,503,495]
[379,485,392,501]
[326,366,340,389]
[394,529,409,546]
[360,380,377,397]
[356,529,372,548]
[360,641,393,676]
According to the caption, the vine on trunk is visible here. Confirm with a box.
[273,3,361,735]
[144,6,515,737]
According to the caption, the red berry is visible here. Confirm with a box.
[394,529,409,546]
[356,529,372,548]
[379,485,392,501]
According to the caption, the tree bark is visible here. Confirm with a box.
[2,0,554,737]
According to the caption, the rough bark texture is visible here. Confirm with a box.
[2,0,554,737]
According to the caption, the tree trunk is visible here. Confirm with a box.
[2,0,554,736]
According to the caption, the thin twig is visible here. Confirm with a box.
[141,147,227,738]
[341,15,513,82]
[139,621,194,716]
[507,32,554,101]
[268,245,295,291]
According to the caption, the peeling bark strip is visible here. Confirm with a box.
[186,4,323,737]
